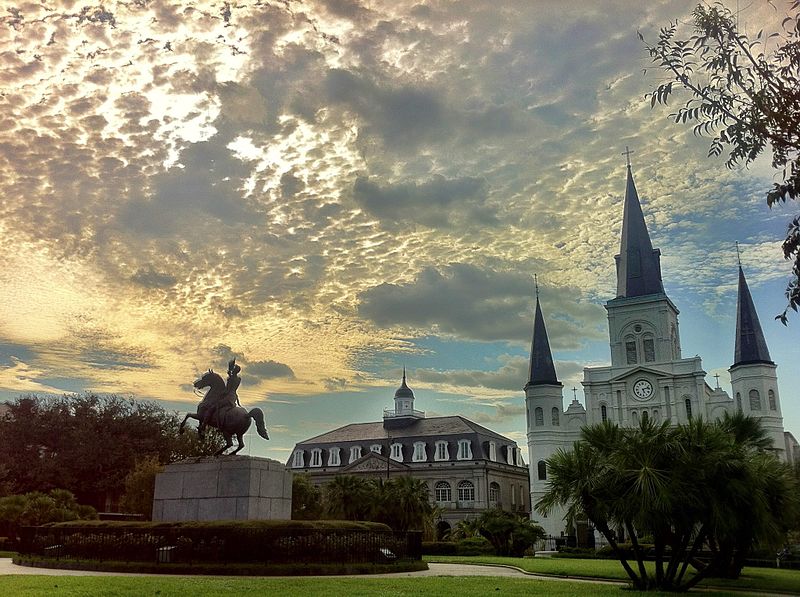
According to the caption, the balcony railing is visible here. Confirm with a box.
[383,408,425,419]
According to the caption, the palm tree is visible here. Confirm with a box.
[323,475,373,520]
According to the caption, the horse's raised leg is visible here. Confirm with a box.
[230,433,245,456]
[179,413,200,434]
[214,432,233,456]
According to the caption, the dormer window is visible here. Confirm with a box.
[488,441,497,461]
[370,444,382,454]
[506,445,515,464]
[390,442,403,461]
[328,447,341,466]
[434,441,449,461]
[349,445,362,463]
[412,441,427,462]
[457,439,472,460]
[310,448,322,467]
[292,450,304,468]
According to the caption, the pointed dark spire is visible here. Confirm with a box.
[395,368,414,398]
[733,266,773,367]
[615,164,665,298]
[526,295,561,387]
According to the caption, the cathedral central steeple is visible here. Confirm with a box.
[615,163,665,298]
[733,266,773,367]
[526,293,561,388]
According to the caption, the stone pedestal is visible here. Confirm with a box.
[152,456,292,521]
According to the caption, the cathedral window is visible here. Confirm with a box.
[653,409,660,423]
[489,482,500,504]
[625,339,637,364]
[328,447,341,466]
[551,407,560,426]
[488,441,497,461]
[685,398,692,419]
[390,442,403,462]
[457,481,475,502]
[749,389,761,411]
[349,446,362,463]
[292,450,304,468]
[412,441,427,462]
[643,336,656,362]
[434,481,451,502]
[534,407,544,426]
[736,392,742,411]
[537,460,547,480]
[310,448,322,467]
[642,411,649,424]
[632,411,639,425]
[601,404,608,422]
[435,441,449,461]
[769,390,776,411]
[457,439,473,460]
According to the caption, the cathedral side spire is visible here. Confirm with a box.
[733,265,773,367]
[526,294,561,387]
[614,162,665,298]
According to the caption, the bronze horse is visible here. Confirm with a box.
[179,370,269,456]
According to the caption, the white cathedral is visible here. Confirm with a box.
[525,162,799,538]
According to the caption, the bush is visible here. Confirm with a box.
[422,541,457,555]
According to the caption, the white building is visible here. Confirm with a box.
[525,162,798,538]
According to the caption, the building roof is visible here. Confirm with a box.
[733,266,773,367]
[615,165,665,298]
[526,296,560,387]
[394,368,414,399]
[297,415,514,446]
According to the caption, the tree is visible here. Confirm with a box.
[119,456,164,519]
[291,473,323,520]
[475,508,545,557]
[0,394,222,510]
[0,489,97,539]
[538,416,798,591]
[641,2,800,323]
[372,476,433,531]
[323,475,374,521]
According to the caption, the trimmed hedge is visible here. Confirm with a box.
[422,538,494,556]
[47,519,390,531]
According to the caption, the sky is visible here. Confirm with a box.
[0,0,797,464]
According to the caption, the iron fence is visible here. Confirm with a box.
[18,525,422,565]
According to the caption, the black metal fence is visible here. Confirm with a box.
[18,525,422,565]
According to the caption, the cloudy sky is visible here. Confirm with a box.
[1,0,797,462]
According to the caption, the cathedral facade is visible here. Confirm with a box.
[525,163,798,538]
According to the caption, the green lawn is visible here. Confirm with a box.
[0,575,748,596]
[425,555,800,594]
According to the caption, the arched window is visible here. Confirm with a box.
[643,334,656,362]
[390,442,403,462]
[653,409,660,423]
[749,389,761,411]
[685,398,692,419]
[328,447,341,466]
[736,392,742,412]
[457,439,472,460]
[412,441,427,462]
[292,450,304,468]
[632,411,639,425]
[434,481,451,502]
[600,404,608,422]
[534,407,544,426]
[551,407,560,426]
[349,445,362,463]
[769,390,776,411]
[625,336,637,364]
[457,481,475,502]
[310,448,322,467]
[489,482,500,504]
[642,411,649,424]
[537,460,547,480]
[434,441,449,461]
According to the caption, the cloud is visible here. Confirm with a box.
[247,360,296,380]
[352,175,496,228]
[358,263,605,347]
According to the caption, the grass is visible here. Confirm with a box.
[425,555,800,594]
[0,575,749,596]
[0,552,16,558]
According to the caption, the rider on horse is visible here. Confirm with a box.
[203,359,241,429]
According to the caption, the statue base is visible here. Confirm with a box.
[152,456,292,521]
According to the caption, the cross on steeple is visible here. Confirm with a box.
[622,146,634,168]
[735,241,742,267]
[714,373,720,389]
[534,274,539,300]
[572,387,578,400]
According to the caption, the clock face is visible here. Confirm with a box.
[632,379,654,400]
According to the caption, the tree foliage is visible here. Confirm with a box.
[537,414,798,591]
[0,489,97,539]
[0,394,222,510]
[641,2,800,323]
[119,456,164,519]
[475,508,545,557]
[291,473,324,520]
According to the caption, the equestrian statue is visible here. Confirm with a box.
[179,359,269,456]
